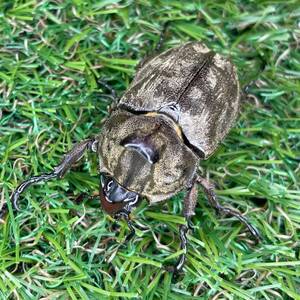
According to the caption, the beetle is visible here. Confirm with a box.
[2,41,260,272]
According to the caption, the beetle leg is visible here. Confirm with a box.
[166,179,198,273]
[169,224,189,273]
[155,21,170,52]
[197,175,261,242]
[0,204,8,220]
[7,138,99,213]
[114,209,136,242]
[124,218,136,242]
[98,80,118,103]
[183,181,198,229]
[137,22,170,71]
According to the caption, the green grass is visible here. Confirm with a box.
[0,1,299,299]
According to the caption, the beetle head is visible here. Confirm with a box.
[100,173,140,215]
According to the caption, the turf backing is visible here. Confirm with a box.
[0,1,299,299]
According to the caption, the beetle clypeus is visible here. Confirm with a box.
[3,41,260,272]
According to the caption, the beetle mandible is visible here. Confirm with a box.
[3,41,260,272]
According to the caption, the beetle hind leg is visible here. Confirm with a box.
[197,175,261,242]
[166,179,198,273]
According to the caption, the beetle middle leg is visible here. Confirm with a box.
[7,138,99,213]
[137,22,170,71]
[98,80,119,103]
[154,21,170,53]
[197,175,261,241]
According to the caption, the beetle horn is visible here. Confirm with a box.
[2,138,98,215]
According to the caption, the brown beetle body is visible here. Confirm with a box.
[99,42,239,204]
[7,41,260,273]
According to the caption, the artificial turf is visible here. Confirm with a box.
[0,1,299,299]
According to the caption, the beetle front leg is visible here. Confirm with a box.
[7,138,98,213]
[197,175,261,241]
[114,209,137,242]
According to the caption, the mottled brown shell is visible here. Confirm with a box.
[98,110,199,203]
[119,42,240,159]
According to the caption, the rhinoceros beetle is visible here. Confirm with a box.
[3,41,260,272]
